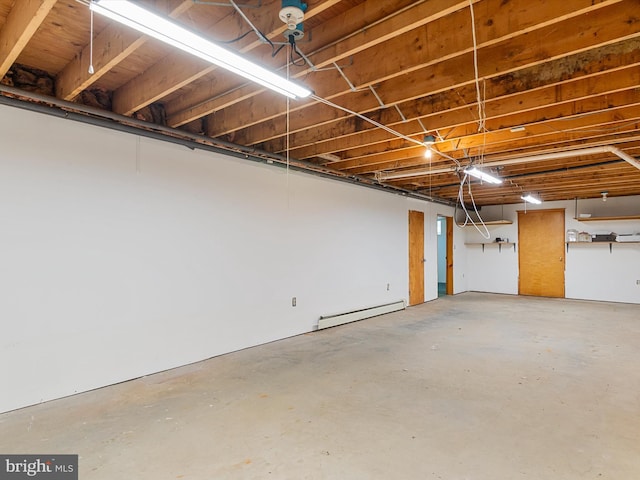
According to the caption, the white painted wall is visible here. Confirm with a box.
[564,196,640,303]
[464,207,519,295]
[0,104,456,413]
[464,198,640,303]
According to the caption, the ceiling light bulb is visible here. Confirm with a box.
[90,0,311,99]
[422,134,435,159]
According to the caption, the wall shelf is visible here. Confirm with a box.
[574,215,640,222]
[566,241,640,253]
[465,242,517,252]
[463,220,513,226]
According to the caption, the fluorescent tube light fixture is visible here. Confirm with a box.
[89,0,312,99]
[465,167,502,184]
[521,194,542,205]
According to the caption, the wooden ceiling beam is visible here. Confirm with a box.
[112,0,342,116]
[204,0,630,139]
[439,173,640,197]
[294,62,639,155]
[345,112,640,175]
[373,130,640,183]
[55,0,194,101]
[417,144,640,183]
[281,60,640,159]
[336,88,640,168]
[438,108,640,154]
[166,0,477,128]
[404,171,640,197]
[0,0,57,78]
[164,0,422,125]
[405,147,640,188]
[245,19,640,153]
[348,131,640,177]
[112,0,283,116]
[323,0,625,93]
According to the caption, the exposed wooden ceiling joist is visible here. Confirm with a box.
[56,0,195,101]
[0,0,56,77]
[0,0,638,206]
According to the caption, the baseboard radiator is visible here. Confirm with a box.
[317,300,406,330]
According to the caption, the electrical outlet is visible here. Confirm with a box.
[292,297,297,307]
[636,280,640,285]
[387,283,390,291]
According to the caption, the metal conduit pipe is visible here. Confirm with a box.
[378,146,640,181]
[0,86,455,207]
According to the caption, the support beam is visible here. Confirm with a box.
[249,49,640,153]
[0,0,57,78]
[377,117,640,181]
[164,0,420,122]
[350,106,640,176]
[330,83,640,171]
[381,146,640,181]
[112,0,343,116]
[167,0,478,127]
[202,0,627,138]
[260,38,640,160]
[55,0,194,101]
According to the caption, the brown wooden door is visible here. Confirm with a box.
[518,209,565,297]
[409,210,425,305]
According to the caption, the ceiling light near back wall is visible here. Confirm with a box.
[89,0,312,99]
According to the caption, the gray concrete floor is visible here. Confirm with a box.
[1,292,639,479]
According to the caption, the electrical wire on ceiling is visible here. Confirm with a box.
[452,0,531,229]
[455,172,490,239]
[311,94,425,149]
[453,0,491,237]
[207,0,306,63]
[80,0,512,212]
[153,0,447,164]
[469,0,485,135]
[218,30,254,44]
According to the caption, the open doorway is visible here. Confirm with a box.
[437,216,453,297]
